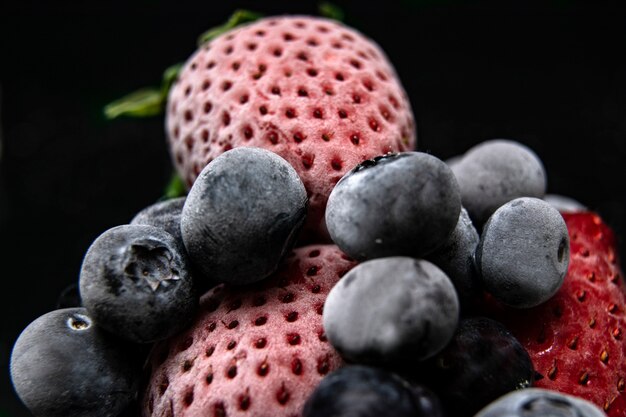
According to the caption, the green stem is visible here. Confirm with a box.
[163,172,187,200]
[197,9,263,46]
[103,63,183,120]
[318,2,345,21]
[103,10,261,120]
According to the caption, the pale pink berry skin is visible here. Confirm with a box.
[166,15,416,240]
[142,244,357,417]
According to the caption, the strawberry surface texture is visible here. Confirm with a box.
[142,244,357,417]
[166,15,416,240]
[483,212,626,416]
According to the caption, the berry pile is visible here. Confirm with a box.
[166,15,416,241]
[9,13,624,417]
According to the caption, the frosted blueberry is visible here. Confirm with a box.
[303,365,444,417]
[79,224,197,343]
[476,197,570,308]
[130,197,186,244]
[326,152,461,261]
[475,388,606,417]
[181,147,307,285]
[451,139,547,227]
[427,207,480,302]
[10,308,140,417]
[131,197,219,292]
[323,257,459,364]
[419,317,534,417]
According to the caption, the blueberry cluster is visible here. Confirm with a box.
[10,147,308,417]
[10,141,599,417]
[324,144,569,312]
[317,142,581,416]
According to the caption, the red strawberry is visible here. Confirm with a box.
[166,15,416,240]
[482,212,626,416]
[141,244,357,417]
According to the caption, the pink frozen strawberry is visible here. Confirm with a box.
[141,244,357,417]
[166,15,416,240]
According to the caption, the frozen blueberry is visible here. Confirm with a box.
[181,147,307,285]
[10,308,141,417]
[475,388,606,417]
[131,197,218,292]
[326,152,461,261]
[303,365,444,417]
[427,207,480,302]
[323,257,459,364]
[544,193,587,213]
[79,224,197,343]
[451,139,547,227]
[417,317,534,417]
[130,197,186,243]
[476,197,570,308]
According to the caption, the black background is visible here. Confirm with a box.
[1,1,625,416]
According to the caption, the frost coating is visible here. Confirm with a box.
[323,257,459,364]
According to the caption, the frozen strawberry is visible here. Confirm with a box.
[141,244,357,417]
[481,212,626,416]
[166,15,416,240]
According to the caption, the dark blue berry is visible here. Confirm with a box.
[303,365,443,417]
[326,152,461,260]
[323,257,459,364]
[130,196,186,244]
[427,207,480,303]
[451,139,546,227]
[10,308,141,417]
[180,147,307,285]
[417,317,535,417]
[475,388,606,417]
[79,224,197,343]
[476,197,570,308]
[131,197,216,293]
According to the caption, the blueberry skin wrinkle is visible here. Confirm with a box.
[181,147,307,285]
[326,152,461,261]
[476,197,570,308]
[79,224,197,343]
[323,257,460,365]
[10,308,141,417]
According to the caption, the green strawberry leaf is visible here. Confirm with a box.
[318,2,345,21]
[103,9,261,120]
[161,63,184,98]
[163,172,187,200]
[103,88,163,119]
[197,9,263,46]
[104,63,182,120]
